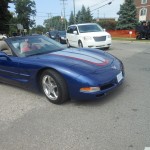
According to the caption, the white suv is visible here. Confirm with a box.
[66,23,111,49]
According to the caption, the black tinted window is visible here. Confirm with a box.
[67,26,76,34]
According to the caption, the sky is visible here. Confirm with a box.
[9,0,125,26]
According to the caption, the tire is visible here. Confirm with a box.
[78,41,83,48]
[104,47,110,50]
[66,40,70,48]
[40,69,69,104]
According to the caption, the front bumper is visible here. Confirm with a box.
[72,73,124,100]
[82,39,111,49]
[69,59,125,101]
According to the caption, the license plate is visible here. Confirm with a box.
[117,72,123,83]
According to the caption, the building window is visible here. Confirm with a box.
[140,8,147,16]
[141,0,147,4]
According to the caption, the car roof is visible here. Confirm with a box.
[69,23,97,27]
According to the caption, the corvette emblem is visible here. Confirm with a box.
[111,65,117,70]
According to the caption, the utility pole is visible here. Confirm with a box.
[47,13,52,30]
[97,9,99,21]
[73,0,76,24]
[60,0,67,30]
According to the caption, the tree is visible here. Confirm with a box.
[79,5,86,23]
[85,7,93,23]
[116,0,138,30]
[76,11,81,23]
[30,25,46,34]
[76,5,93,24]
[44,16,66,31]
[14,0,36,31]
[97,20,117,30]
[69,11,74,25]
[9,12,19,35]
[0,0,12,34]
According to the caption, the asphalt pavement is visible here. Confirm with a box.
[0,40,150,150]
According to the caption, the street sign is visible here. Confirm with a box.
[17,24,23,30]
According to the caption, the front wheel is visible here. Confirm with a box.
[40,69,69,104]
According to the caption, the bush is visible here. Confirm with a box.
[96,20,117,30]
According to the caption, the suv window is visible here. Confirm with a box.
[67,26,77,34]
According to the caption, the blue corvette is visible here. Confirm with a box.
[0,35,124,104]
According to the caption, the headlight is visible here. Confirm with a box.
[107,35,111,38]
[84,36,92,40]
[80,87,100,93]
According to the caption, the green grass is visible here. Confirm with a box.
[112,37,150,42]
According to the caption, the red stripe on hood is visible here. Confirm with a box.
[50,53,109,66]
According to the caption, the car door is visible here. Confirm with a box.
[71,26,79,47]
[0,52,21,85]
[67,26,78,47]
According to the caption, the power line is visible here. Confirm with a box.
[91,1,113,12]
[89,0,109,8]
[36,12,59,15]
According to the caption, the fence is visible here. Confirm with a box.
[107,30,136,38]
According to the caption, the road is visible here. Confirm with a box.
[0,40,150,150]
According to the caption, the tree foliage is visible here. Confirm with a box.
[76,5,93,23]
[85,7,93,23]
[44,16,67,31]
[13,0,36,31]
[116,0,138,30]
[30,25,46,34]
[96,20,117,30]
[0,0,12,33]
[69,5,93,24]
[69,11,74,25]
[9,12,19,35]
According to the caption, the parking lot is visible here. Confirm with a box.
[0,40,150,150]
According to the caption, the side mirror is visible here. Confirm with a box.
[0,51,11,61]
[103,29,106,32]
[73,31,78,35]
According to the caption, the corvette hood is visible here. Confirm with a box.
[34,48,114,74]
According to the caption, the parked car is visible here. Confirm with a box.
[66,23,111,49]
[48,30,58,40]
[0,35,124,104]
[0,34,7,40]
[56,31,66,44]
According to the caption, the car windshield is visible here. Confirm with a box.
[78,24,103,33]
[49,31,58,36]
[7,35,65,57]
